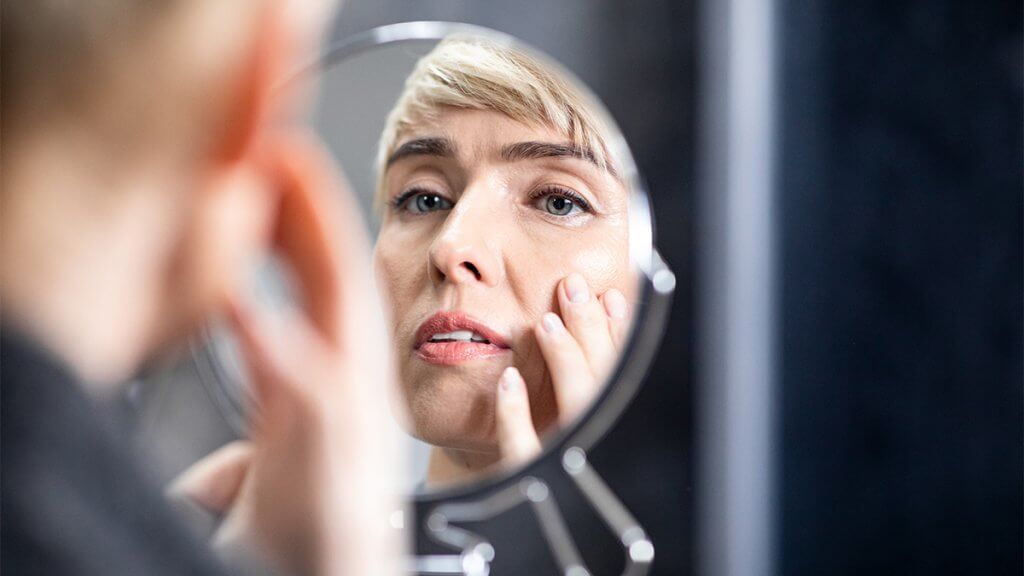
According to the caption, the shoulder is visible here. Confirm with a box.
[1,326,228,576]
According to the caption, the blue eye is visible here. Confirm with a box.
[544,195,575,216]
[394,190,453,214]
[411,193,451,213]
[531,186,590,217]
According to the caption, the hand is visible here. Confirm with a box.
[172,131,404,576]
[495,272,630,465]
[168,441,252,518]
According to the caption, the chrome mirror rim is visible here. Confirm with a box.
[193,21,675,505]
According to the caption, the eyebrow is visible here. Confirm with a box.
[386,137,455,167]
[501,141,599,166]
[386,137,615,177]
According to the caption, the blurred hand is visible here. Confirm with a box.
[172,131,404,576]
[494,273,630,465]
[169,441,252,517]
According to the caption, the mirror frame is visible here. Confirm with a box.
[193,21,675,507]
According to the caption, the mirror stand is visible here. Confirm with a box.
[410,447,653,576]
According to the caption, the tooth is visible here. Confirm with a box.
[428,327,491,340]
[429,330,482,342]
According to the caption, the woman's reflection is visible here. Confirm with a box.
[372,38,636,487]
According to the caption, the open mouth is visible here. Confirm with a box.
[414,311,510,365]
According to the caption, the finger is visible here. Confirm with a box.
[495,367,541,464]
[535,312,596,424]
[599,288,630,350]
[226,293,324,418]
[558,273,617,377]
[168,441,254,514]
[226,294,286,409]
[262,131,375,350]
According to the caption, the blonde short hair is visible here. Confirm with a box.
[375,36,620,209]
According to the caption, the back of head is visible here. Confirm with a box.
[2,0,282,175]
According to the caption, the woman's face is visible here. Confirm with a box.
[373,108,633,453]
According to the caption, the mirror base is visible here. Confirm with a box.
[410,446,653,576]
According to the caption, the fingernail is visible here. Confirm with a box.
[542,312,564,334]
[604,289,628,319]
[500,367,520,391]
[565,273,589,304]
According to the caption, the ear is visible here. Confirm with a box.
[172,1,290,319]
[214,0,301,165]
[155,1,326,346]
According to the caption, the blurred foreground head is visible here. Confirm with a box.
[1,0,338,384]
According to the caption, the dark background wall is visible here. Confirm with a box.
[777,1,1023,574]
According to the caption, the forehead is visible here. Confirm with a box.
[385,108,617,182]
[379,107,630,208]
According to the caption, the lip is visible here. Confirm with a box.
[414,311,511,366]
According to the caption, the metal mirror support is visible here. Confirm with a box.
[410,249,673,576]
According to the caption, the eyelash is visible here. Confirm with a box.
[389,185,593,215]
[390,187,444,210]
[528,185,593,214]
[390,189,416,209]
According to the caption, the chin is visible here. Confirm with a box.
[406,377,501,453]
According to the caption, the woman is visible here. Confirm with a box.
[373,37,637,487]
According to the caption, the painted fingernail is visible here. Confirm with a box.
[604,289,628,319]
[500,367,521,391]
[542,312,564,334]
[565,273,589,304]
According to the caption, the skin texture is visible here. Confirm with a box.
[373,108,637,485]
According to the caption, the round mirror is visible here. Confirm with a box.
[194,23,672,498]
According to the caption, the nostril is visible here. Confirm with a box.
[461,261,481,280]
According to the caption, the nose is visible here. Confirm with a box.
[428,194,503,288]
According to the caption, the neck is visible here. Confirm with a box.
[1,136,178,388]
[425,446,503,487]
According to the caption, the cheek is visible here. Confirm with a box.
[570,242,630,293]
[505,232,629,347]
[374,228,434,342]
[522,231,631,305]
[374,232,420,304]
[581,219,635,300]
